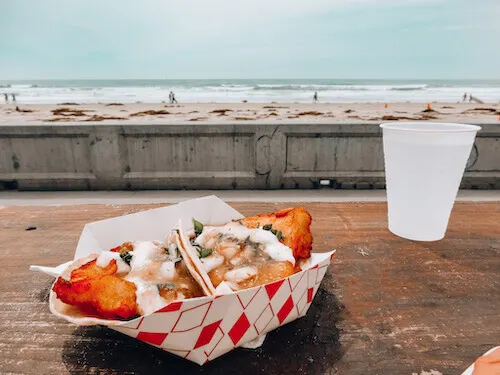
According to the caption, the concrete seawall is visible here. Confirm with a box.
[0,123,499,190]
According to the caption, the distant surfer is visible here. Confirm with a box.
[313,91,318,104]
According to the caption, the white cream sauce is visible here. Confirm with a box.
[201,254,225,273]
[96,251,131,275]
[115,240,184,316]
[224,266,258,283]
[195,222,295,266]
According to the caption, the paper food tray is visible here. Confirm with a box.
[32,195,336,365]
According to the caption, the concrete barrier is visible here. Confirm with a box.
[0,123,499,190]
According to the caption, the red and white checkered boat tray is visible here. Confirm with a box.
[31,196,335,365]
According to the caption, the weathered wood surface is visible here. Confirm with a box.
[0,202,498,375]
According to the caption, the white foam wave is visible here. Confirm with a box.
[2,82,499,104]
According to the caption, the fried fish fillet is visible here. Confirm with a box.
[52,259,139,320]
[238,206,313,259]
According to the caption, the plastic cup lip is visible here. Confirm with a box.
[380,122,481,133]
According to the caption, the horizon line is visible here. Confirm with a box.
[1,77,500,81]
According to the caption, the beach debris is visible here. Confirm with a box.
[287,115,300,119]
[268,112,279,116]
[418,114,439,120]
[188,110,199,114]
[376,115,415,121]
[242,100,248,103]
[297,111,323,116]
[188,117,208,121]
[210,109,233,115]
[233,116,255,120]
[15,106,35,113]
[58,102,80,106]
[441,106,454,109]
[347,115,362,119]
[263,105,289,109]
[105,103,124,106]
[462,107,499,115]
[51,107,90,117]
[384,103,388,108]
[344,109,355,113]
[130,110,171,116]
[421,107,438,113]
[82,115,128,122]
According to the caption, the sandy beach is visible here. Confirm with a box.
[0,102,499,125]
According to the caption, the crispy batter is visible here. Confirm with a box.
[52,259,139,320]
[53,273,138,319]
[70,259,117,282]
[238,206,313,259]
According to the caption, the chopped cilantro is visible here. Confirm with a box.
[194,245,212,258]
[120,251,132,264]
[192,218,204,236]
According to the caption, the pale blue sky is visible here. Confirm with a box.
[1,0,499,79]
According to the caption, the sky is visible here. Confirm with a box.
[0,0,499,80]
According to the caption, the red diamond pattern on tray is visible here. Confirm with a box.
[136,332,168,346]
[193,320,222,349]
[307,287,314,303]
[265,279,285,299]
[277,296,294,324]
[254,303,274,335]
[237,287,261,309]
[308,267,318,288]
[112,251,335,365]
[316,265,329,284]
[172,301,212,332]
[228,313,250,345]
[203,327,224,357]
[157,301,183,312]
[295,288,309,316]
[290,271,306,291]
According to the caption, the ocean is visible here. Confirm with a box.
[1,79,499,104]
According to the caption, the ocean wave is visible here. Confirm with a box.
[389,85,429,91]
[3,80,499,103]
[252,84,429,91]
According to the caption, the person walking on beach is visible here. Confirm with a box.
[3,93,8,103]
[11,93,16,103]
[313,91,318,104]
[168,91,173,104]
[171,91,178,104]
[462,92,467,102]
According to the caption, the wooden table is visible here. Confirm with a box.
[0,202,499,375]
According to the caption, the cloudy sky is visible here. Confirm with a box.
[1,0,499,79]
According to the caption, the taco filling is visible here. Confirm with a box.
[52,232,206,320]
[188,220,299,291]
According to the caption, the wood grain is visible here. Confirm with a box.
[0,202,498,375]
